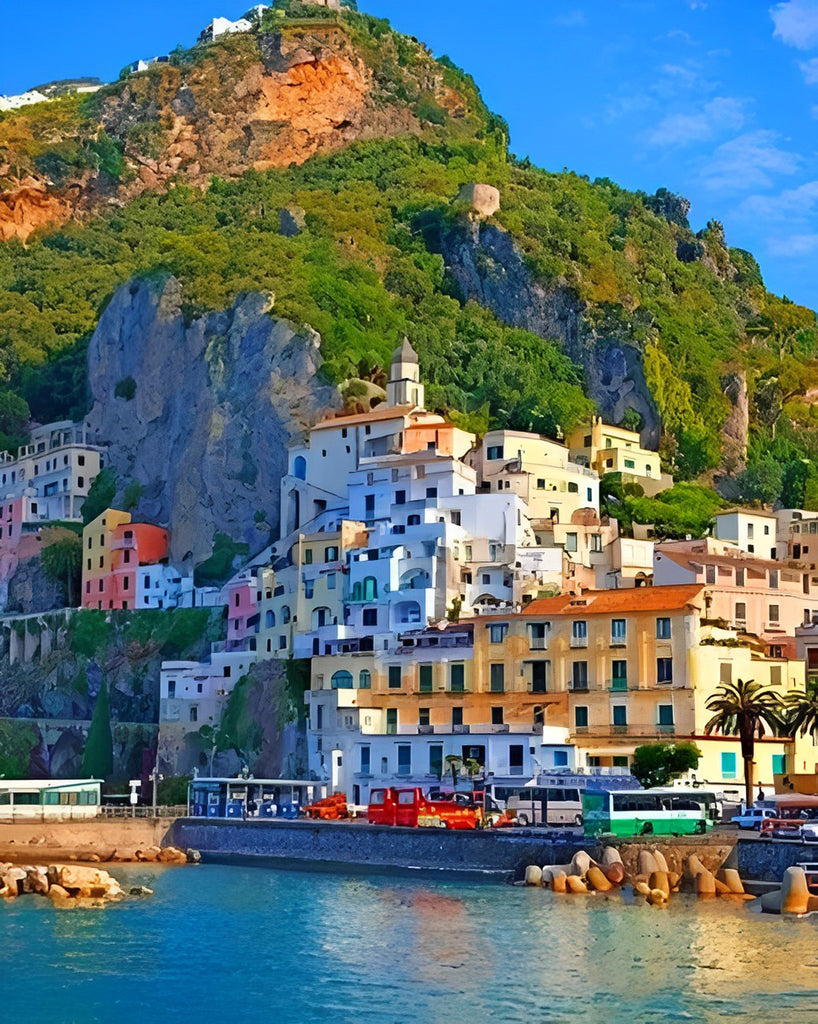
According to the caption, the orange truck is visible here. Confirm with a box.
[368,787,480,830]
[303,792,352,820]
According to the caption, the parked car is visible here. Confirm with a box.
[730,806,778,830]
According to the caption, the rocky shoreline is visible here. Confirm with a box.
[1,862,148,909]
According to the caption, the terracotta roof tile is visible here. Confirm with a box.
[523,584,705,616]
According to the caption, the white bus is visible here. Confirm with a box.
[491,785,583,827]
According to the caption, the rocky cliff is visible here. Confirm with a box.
[433,219,662,446]
[0,17,449,241]
[85,276,339,568]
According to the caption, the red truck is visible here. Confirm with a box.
[368,787,479,830]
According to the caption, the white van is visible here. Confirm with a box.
[502,786,583,827]
[731,806,777,830]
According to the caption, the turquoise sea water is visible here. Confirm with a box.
[2,863,818,1023]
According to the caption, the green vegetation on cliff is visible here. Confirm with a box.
[0,10,816,503]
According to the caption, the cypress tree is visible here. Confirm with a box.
[81,681,114,779]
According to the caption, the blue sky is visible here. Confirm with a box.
[3,0,818,308]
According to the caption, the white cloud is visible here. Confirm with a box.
[767,233,818,256]
[770,0,818,50]
[554,10,587,27]
[701,130,802,190]
[800,56,818,83]
[646,96,746,146]
[739,179,818,219]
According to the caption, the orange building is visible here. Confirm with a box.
[82,509,170,610]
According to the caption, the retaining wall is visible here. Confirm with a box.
[166,818,585,878]
[736,838,818,882]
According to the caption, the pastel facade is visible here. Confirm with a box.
[82,510,170,610]
[713,509,779,560]
[567,417,666,490]
[653,538,812,641]
[468,429,599,525]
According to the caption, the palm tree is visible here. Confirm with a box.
[784,684,818,742]
[704,678,783,809]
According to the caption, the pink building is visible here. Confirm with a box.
[225,573,259,652]
[654,538,812,642]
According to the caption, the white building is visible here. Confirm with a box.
[0,90,49,112]
[713,509,779,560]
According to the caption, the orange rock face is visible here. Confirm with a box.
[0,180,73,242]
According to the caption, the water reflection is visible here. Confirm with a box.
[3,867,818,1024]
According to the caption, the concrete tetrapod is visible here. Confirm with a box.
[638,851,659,876]
[601,846,623,868]
[695,870,717,897]
[652,849,670,874]
[717,869,745,895]
[605,862,626,885]
[648,871,671,899]
[586,866,613,892]
[525,865,543,887]
[551,871,568,894]
[570,851,594,878]
[781,867,811,915]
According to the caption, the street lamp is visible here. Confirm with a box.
[149,761,164,817]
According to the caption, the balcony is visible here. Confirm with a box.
[611,724,629,735]
[607,678,629,692]
[417,724,434,735]
[568,681,589,692]
[489,724,510,733]
[452,724,470,734]
[529,638,548,651]
[570,637,588,648]
[656,723,676,735]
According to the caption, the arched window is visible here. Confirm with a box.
[400,569,430,591]
[331,671,354,690]
[325,545,339,561]
[281,605,291,623]
[313,607,331,630]
[395,600,422,624]
[352,582,363,602]
[265,610,275,628]
[293,456,307,480]
[363,576,378,601]
[359,669,372,689]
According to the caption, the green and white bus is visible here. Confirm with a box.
[582,788,717,837]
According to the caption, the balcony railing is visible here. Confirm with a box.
[570,637,588,648]
[607,678,629,692]
[568,681,589,692]
[452,724,470,734]
[656,723,676,734]
[611,724,629,735]
[529,638,548,651]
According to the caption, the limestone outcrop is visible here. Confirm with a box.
[85,276,339,567]
[432,220,662,446]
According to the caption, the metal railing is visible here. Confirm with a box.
[99,804,187,819]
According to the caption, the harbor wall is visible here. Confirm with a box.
[736,838,818,882]
[166,818,584,878]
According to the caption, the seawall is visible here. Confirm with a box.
[736,838,818,882]
[166,819,584,878]
[0,818,175,863]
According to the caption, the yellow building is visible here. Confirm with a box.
[503,585,810,785]
[567,416,667,492]
[81,508,131,608]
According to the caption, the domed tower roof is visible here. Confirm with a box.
[391,337,418,366]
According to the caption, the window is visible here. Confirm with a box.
[705,565,716,585]
[486,445,504,460]
[482,573,491,585]
[574,706,589,729]
[464,544,473,561]
[721,751,737,779]
[624,459,635,470]
[327,573,336,591]
[565,532,578,553]
[611,619,626,644]
[657,657,673,684]
[612,705,628,728]
[553,750,569,768]
[488,623,507,644]
[358,670,371,690]
[736,568,745,587]
[388,666,402,689]
[123,576,130,591]
[772,753,786,775]
[571,620,587,645]
[734,602,747,623]
[303,549,313,565]
[331,671,353,690]
[769,570,779,589]
[365,494,375,515]
[769,604,780,624]
[362,608,377,626]
[490,663,505,693]
[451,706,463,726]
[363,577,378,601]
[167,680,176,699]
[397,745,411,776]
[590,534,602,553]
[325,546,339,561]
[770,665,782,687]
[429,744,444,778]
[571,662,588,690]
[529,622,549,648]
[656,617,671,640]
[491,706,504,725]
[537,478,546,490]
[611,660,627,690]
[425,487,438,499]
[360,746,371,775]
[419,664,433,693]
[386,709,398,734]
[189,706,198,723]
[450,663,465,692]
[658,704,674,727]
[395,490,406,505]
[304,581,314,600]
